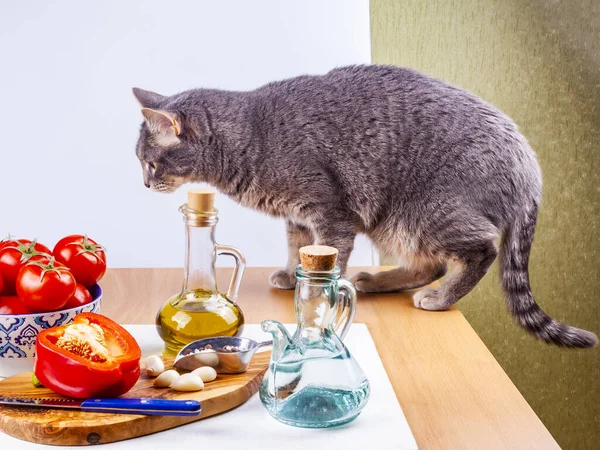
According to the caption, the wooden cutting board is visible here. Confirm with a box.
[0,352,270,446]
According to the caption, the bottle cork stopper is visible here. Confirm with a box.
[187,188,215,212]
[299,245,338,271]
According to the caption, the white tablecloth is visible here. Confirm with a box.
[0,324,418,449]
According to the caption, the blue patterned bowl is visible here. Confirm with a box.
[0,285,102,378]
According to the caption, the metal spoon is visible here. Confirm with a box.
[174,336,272,374]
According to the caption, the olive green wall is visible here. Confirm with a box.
[370,1,599,448]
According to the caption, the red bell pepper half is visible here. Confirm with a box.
[34,313,141,398]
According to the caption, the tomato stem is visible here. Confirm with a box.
[0,233,16,244]
[4,238,52,263]
[30,257,71,282]
[65,234,106,264]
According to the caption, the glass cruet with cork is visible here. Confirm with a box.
[156,188,246,356]
[259,245,370,428]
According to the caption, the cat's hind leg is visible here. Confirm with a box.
[413,239,498,311]
[352,262,447,293]
[270,220,313,289]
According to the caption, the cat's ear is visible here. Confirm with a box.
[132,87,166,108]
[141,108,182,145]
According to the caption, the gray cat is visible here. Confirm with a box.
[133,64,597,348]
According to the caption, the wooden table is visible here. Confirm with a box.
[101,267,559,449]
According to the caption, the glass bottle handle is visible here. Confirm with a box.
[215,244,246,302]
[334,278,357,341]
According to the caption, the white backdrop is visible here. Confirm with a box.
[0,0,374,268]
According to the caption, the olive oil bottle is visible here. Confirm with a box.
[156,189,246,356]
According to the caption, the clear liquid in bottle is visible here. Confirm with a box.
[260,343,370,427]
[260,245,371,428]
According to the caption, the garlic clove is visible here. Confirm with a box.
[170,373,204,392]
[153,369,180,388]
[191,366,217,383]
[144,355,165,377]
[191,349,219,367]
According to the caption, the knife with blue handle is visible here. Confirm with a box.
[0,396,202,416]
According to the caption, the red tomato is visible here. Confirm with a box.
[0,234,21,250]
[0,236,15,251]
[16,258,76,313]
[0,237,17,294]
[0,296,31,315]
[64,284,93,309]
[0,239,52,295]
[53,235,107,287]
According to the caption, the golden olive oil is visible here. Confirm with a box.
[156,289,245,356]
[155,189,247,356]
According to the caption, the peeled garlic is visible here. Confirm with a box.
[153,369,180,388]
[191,366,217,383]
[191,349,219,367]
[144,355,165,377]
[170,373,204,392]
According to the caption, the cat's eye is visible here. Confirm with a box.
[147,161,157,172]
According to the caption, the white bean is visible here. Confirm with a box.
[153,369,180,388]
[170,373,204,392]
[144,355,165,377]
[191,366,217,383]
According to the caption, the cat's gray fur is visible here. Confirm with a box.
[133,65,597,348]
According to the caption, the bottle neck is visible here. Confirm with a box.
[294,267,339,336]
[182,222,218,294]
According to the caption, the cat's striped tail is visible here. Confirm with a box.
[500,201,598,348]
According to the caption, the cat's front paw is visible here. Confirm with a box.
[413,288,449,311]
[269,269,297,290]
[350,272,377,293]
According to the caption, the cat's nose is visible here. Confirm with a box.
[144,181,151,188]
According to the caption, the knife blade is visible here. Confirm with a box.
[0,396,201,416]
